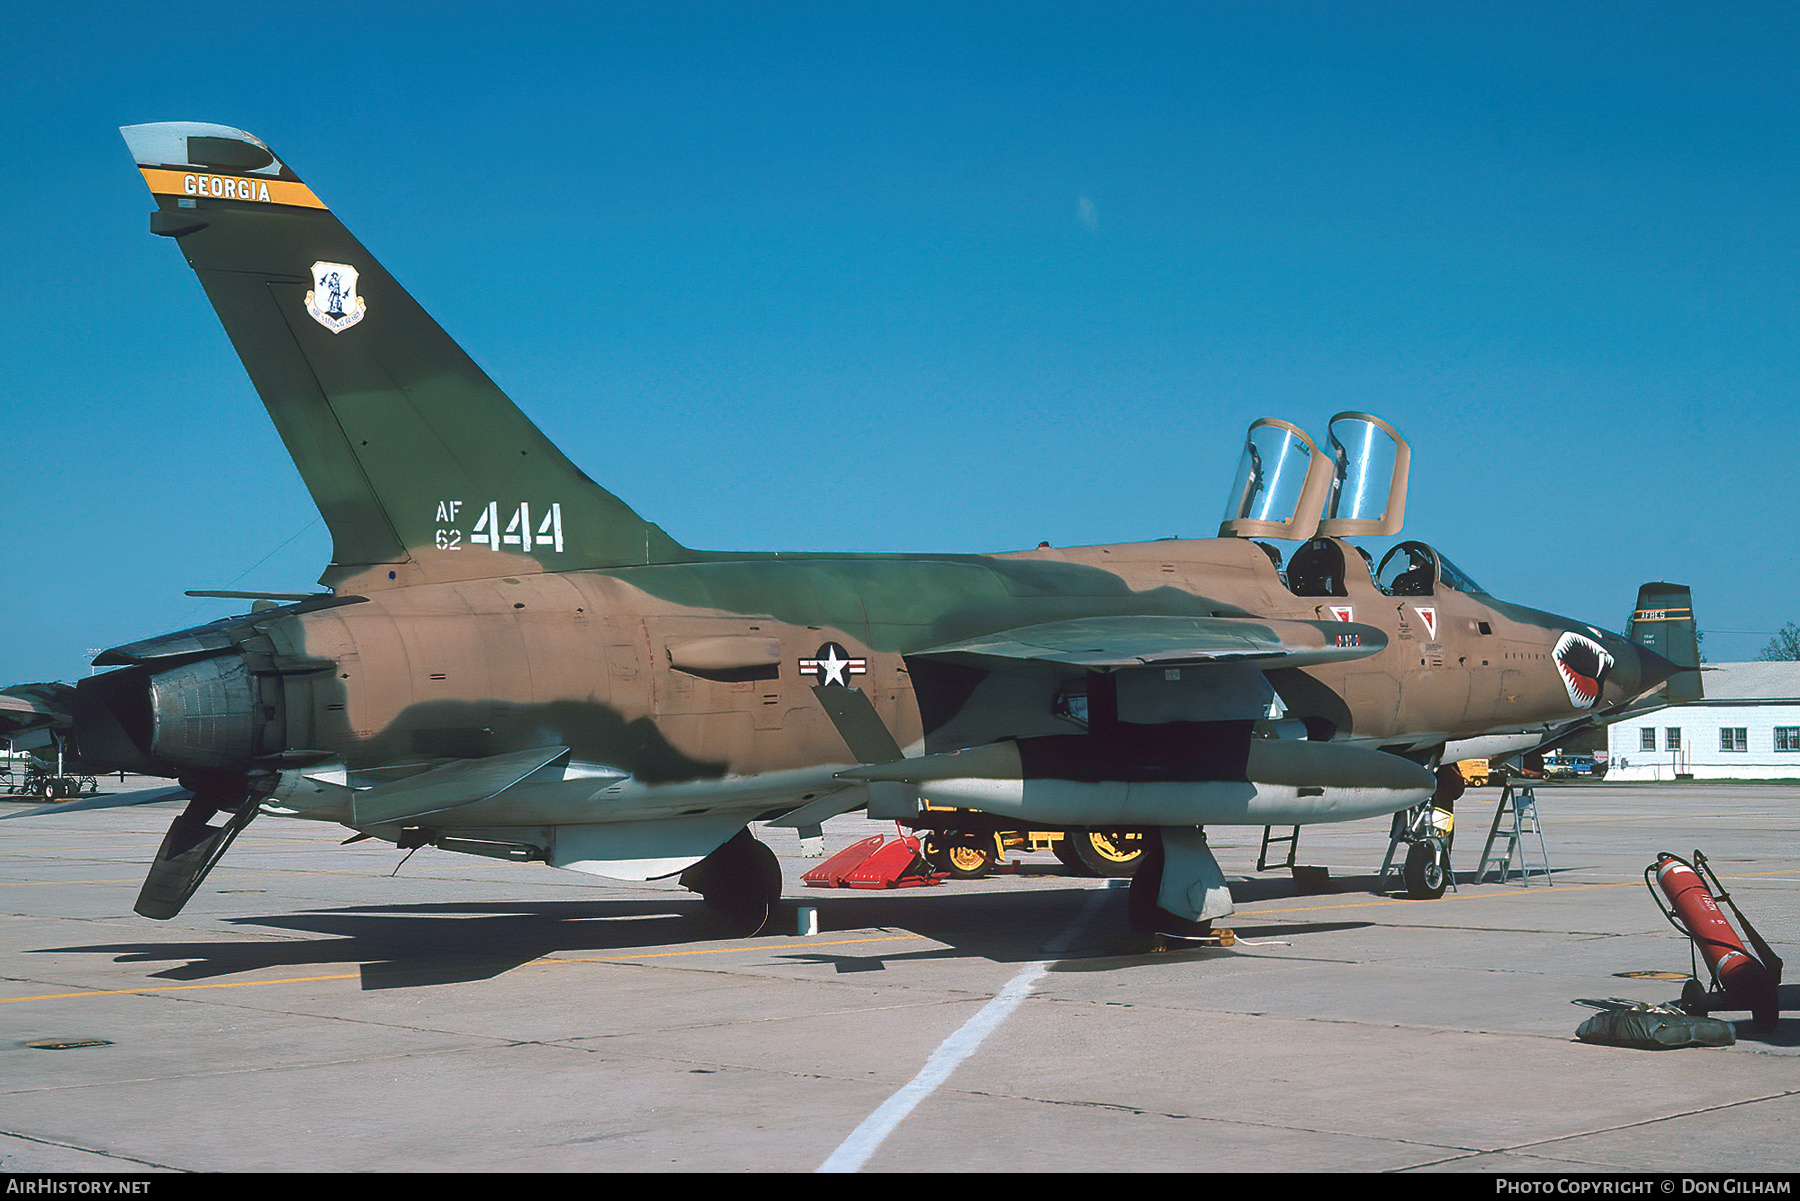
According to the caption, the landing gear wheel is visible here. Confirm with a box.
[930,839,994,880]
[1070,829,1146,878]
[1403,840,1449,900]
[1126,831,1204,936]
[1679,976,1708,1017]
[679,829,782,936]
[1051,835,1090,875]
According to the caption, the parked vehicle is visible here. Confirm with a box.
[1543,753,1598,779]
[1454,759,1492,787]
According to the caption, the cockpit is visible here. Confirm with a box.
[1258,537,1487,599]
[1220,413,1490,599]
[1285,538,1349,597]
[1374,541,1487,597]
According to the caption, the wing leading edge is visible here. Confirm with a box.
[913,614,1387,670]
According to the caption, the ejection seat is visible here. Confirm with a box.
[1378,542,1440,597]
[1286,538,1348,598]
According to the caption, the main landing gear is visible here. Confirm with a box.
[679,829,783,936]
[1127,827,1236,942]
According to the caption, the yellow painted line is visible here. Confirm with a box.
[552,934,923,965]
[1247,879,1642,917]
[0,935,926,1005]
[1247,868,1800,918]
[0,877,148,887]
[3,974,365,1003]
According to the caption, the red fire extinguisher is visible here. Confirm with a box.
[1647,850,1782,1032]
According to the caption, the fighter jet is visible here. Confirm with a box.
[0,123,1696,937]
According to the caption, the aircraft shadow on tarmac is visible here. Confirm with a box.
[33,873,1384,990]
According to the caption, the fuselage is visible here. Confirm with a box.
[70,534,1662,821]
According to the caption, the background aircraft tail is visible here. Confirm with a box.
[1626,582,1703,703]
[121,123,691,590]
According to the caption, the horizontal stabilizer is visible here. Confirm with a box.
[914,614,1387,670]
[135,791,259,919]
[351,745,570,826]
[1,784,191,821]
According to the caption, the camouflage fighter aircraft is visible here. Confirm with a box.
[0,124,1697,937]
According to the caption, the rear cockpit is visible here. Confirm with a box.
[1285,538,1349,597]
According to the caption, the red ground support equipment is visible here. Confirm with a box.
[1648,850,1784,1032]
[802,832,942,890]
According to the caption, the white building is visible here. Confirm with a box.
[1606,661,1800,781]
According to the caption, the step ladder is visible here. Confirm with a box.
[1258,826,1299,872]
[1476,781,1552,885]
[1259,825,1333,893]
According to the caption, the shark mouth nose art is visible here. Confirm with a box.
[1554,631,1613,708]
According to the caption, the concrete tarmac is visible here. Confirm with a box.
[1,780,1796,1174]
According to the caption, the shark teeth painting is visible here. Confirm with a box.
[1554,630,1614,709]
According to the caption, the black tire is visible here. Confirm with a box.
[1679,976,1708,1016]
[1432,765,1466,807]
[679,829,782,935]
[1070,829,1146,878]
[934,839,994,880]
[1128,831,1165,933]
[1051,835,1091,874]
[1403,840,1449,899]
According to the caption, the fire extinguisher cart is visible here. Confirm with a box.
[1647,850,1784,1033]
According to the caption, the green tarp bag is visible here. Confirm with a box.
[1576,1009,1736,1049]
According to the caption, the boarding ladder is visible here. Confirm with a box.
[1476,780,1552,886]
[1258,826,1299,872]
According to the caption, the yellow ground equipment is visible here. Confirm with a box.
[912,808,1147,879]
[1455,759,1491,787]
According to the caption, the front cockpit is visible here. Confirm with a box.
[1373,541,1488,598]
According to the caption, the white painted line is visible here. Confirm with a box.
[817,883,1115,1173]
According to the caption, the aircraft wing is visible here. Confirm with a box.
[0,683,76,737]
[912,615,1386,670]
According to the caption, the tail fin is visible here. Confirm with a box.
[1627,582,1703,703]
[121,123,689,590]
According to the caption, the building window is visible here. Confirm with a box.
[1640,728,1656,752]
[1776,727,1800,752]
[1720,728,1748,753]
[1666,728,1681,751]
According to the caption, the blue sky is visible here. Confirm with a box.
[4,2,1797,684]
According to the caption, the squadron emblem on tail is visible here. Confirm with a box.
[305,260,365,333]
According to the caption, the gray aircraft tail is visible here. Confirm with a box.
[120,122,691,590]
[1626,583,1703,703]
